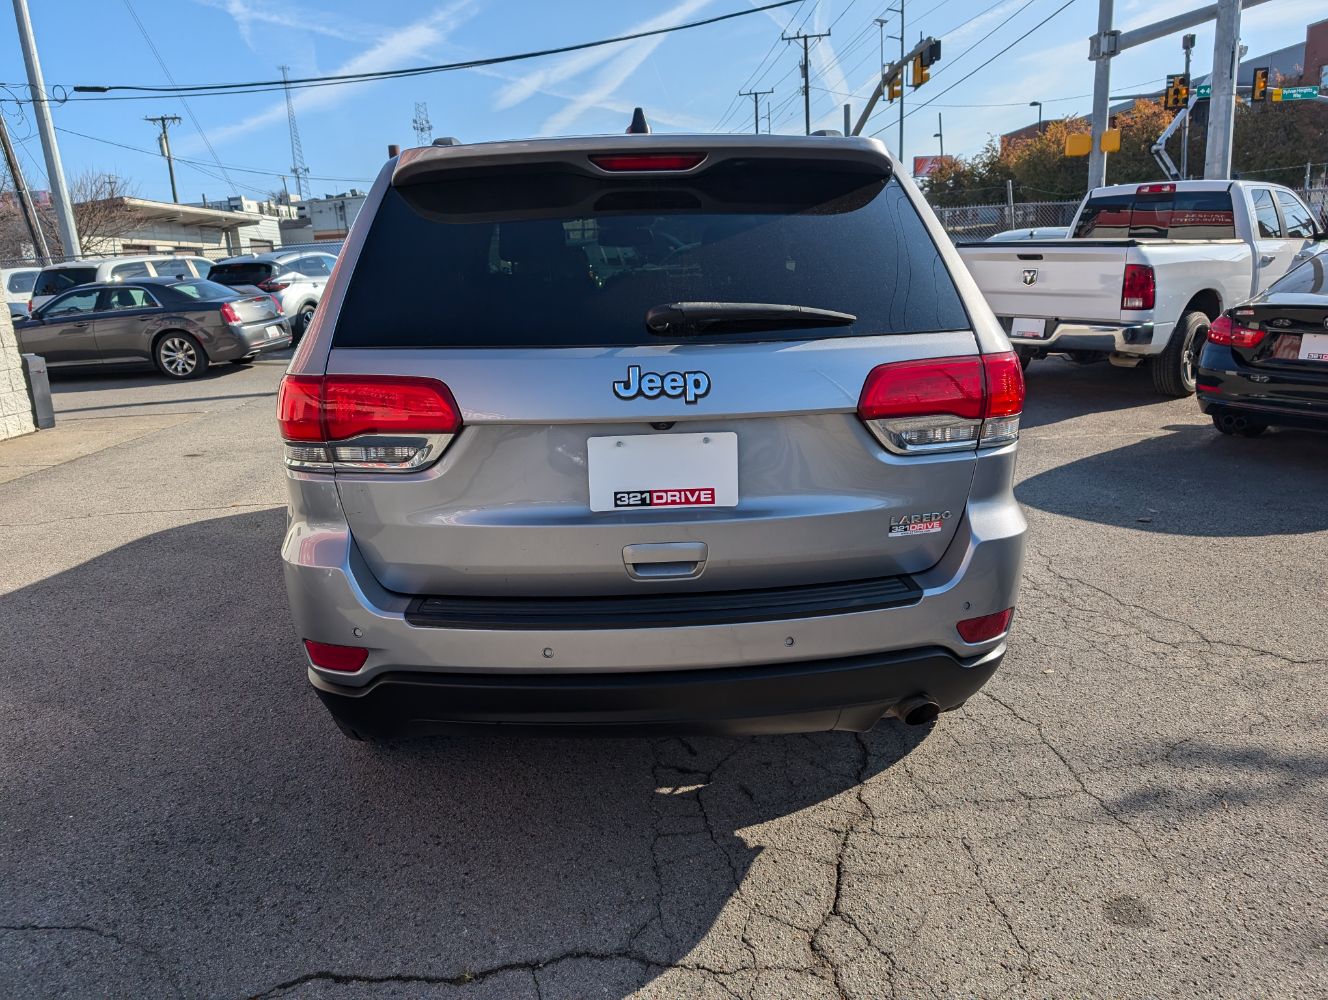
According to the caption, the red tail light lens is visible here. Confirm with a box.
[1136,183,1176,195]
[1121,264,1155,311]
[859,357,984,421]
[589,153,706,172]
[322,376,462,439]
[219,301,241,324]
[956,608,1014,643]
[276,374,324,441]
[857,353,1024,453]
[303,639,368,672]
[277,374,462,472]
[257,280,289,292]
[1205,314,1264,348]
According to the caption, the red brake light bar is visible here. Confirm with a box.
[589,153,706,172]
[1137,183,1176,195]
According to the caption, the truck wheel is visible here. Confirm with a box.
[1152,310,1207,397]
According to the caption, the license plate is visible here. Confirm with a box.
[587,432,738,513]
[1010,317,1047,340]
[265,325,283,340]
[1297,332,1328,362]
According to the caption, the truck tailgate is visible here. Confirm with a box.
[957,241,1128,324]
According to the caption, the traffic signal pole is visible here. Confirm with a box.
[1087,0,1276,187]
[1203,0,1241,179]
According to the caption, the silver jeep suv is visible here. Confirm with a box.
[278,131,1027,739]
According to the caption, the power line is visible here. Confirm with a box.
[121,0,238,196]
[73,1,804,99]
[870,0,1082,135]
[52,126,369,185]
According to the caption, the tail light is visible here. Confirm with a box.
[258,280,289,292]
[956,608,1014,643]
[857,352,1025,454]
[277,374,462,472]
[589,152,706,172]
[303,639,368,672]
[219,301,241,324]
[1121,264,1155,311]
[1136,183,1175,195]
[1205,314,1265,348]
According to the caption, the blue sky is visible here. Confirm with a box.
[2,0,1323,204]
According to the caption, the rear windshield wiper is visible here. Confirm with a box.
[645,301,857,336]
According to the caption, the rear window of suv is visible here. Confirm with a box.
[1073,189,1236,239]
[332,158,969,348]
[34,267,96,297]
[209,262,274,285]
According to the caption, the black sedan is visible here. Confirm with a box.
[1197,248,1328,436]
[15,276,291,380]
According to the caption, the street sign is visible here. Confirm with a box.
[1195,84,1211,99]
[1272,86,1320,102]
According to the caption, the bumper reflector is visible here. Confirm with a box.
[956,608,1014,643]
[304,639,369,672]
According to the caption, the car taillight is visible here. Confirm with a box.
[303,639,368,672]
[1205,314,1265,348]
[588,152,706,171]
[1121,264,1155,311]
[1136,183,1175,195]
[276,374,462,472]
[258,280,289,292]
[857,353,1024,454]
[956,608,1014,643]
[219,301,241,324]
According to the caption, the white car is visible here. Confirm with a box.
[957,180,1324,395]
[30,255,214,313]
[2,265,40,321]
[208,248,338,344]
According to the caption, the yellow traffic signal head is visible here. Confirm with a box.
[1252,67,1269,102]
[912,54,929,87]
[888,74,903,100]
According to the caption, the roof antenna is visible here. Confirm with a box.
[626,107,651,134]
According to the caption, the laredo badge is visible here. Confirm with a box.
[889,510,952,536]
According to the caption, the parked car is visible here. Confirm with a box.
[956,180,1325,395]
[29,255,214,313]
[1197,246,1328,436]
[986,226,1070,242]
[16,276,289,379]
[277,129,1027,741]
[209,248,337,342]
[2,265,41,321]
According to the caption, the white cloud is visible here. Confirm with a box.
[496,0,711,122]
[193,0,384,46]
[182,1,477,150]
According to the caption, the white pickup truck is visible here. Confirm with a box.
[956,180,1325,395]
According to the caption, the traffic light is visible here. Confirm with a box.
[1251,67,1269,102]
[888,73,903,101]
[911,54,928,87]
[1164,74,1190,110]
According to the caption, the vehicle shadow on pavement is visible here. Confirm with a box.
[45,351,293,395]
[0,508,930,999]
[1019,358,1165,430]
[1016,422,1328,536]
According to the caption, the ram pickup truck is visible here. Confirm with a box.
[956,180,1326,395]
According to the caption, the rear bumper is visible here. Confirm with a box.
[1198,344,1328,430]
[210,319,292,360]
[312,644,1005,738]
[1006,319,1158,355]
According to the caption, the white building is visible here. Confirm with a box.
[303,190,367,241]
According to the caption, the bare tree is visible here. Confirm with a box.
[66,171,140,257]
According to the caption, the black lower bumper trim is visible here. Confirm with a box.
[312,644,1003,738]
[405,573,921,630]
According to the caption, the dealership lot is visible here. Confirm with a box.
[1,357,1326,999]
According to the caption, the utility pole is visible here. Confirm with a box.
[1204,0,1241,179]
[844,104,852,136]
[0,112,50,264]
[739,88,773,134]
[12,0,79,258]
[934,113,944,157]
[144,115,182,203]
[1087,0,1116,189]
[1181,33,1195,178]
[895,2,905,162]
[782,29,830,135]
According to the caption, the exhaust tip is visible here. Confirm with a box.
[889,694,940,727]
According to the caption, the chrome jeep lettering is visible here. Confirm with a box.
[613,365,711,405]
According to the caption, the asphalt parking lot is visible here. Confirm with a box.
[1,355,1326,999]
